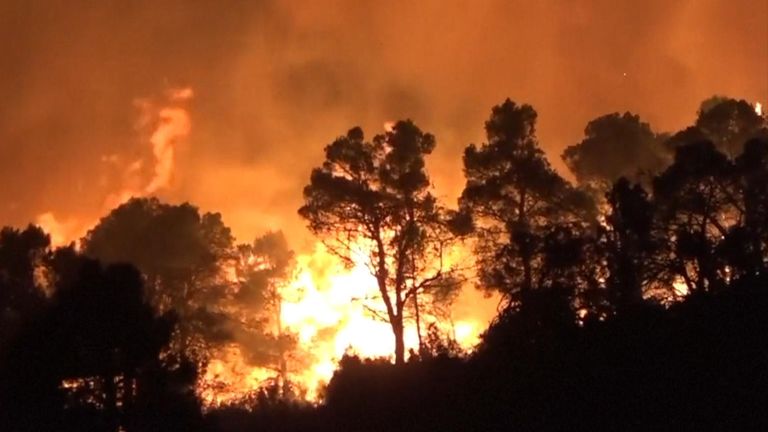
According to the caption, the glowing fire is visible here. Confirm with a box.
[144,87,193,194]
[35,212,81,248]
[199,241,491,405]
[37,87,194,246]
[198,346,276,406]
[756,102,763,117]
[30,85,495,407]
[111,86,194,204]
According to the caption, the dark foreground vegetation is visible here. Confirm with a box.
[1,95,767,431]
[210,277,768,431]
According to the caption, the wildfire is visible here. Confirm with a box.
[30,86,496,408]
[35,212,81,248]
[37,87,194,247]
[143,87,193,194]
[198,346,276,406]
[756,101,763,117]
[199,241,493,406]
[112,86,194,203]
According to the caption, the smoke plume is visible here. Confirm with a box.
[0,0,765,247]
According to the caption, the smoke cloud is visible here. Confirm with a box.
[1,0,766,247]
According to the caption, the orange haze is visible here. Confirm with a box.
[1,0,765,246]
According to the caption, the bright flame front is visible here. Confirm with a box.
[199,242,490,406]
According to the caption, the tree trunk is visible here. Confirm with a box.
[518,187,532,295]
[392,316,405,365]
[276,296,288,397]
[413,292,423,355]
[522,255,533,294]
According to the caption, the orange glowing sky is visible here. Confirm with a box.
[0,0,766,249]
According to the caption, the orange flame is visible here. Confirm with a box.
[34,212,80,248]
[200,241,495,406]
[38,87,194,243]
[144,88,193,194]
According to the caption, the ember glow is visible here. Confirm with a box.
[200,241,494,405]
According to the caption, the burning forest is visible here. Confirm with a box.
[1,1,767,431]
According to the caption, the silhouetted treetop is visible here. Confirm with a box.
[235,231,294,307]
[694,97,765,157]
[603,178,660,312]
[730,136,768,276]
[81,197,236,363]
[231,231,300,388]
[562,112,666,186]
[484,99,538,142]
[83,198,233,281]
[302,120,437,233]
[663,126,710,154]
[0,254,202,431]
[652,141,739,293]
[462,100,593,220]
[300,120,460,365]
[0,225,50,348]
[460,99,595,303]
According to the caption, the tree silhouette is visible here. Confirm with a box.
[653,140,739,293]
[695,97,765,157]
[562,112,666,189]
[82,197,235,363]
[459,99,595,307]
[723,135,768,277]
[0,254,201,431]
[299,120,459,365]
[603,178,660,311]
[231,231,300,396]
[0,225,50,349]
[662,125,710,154]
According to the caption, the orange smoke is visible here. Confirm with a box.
[144,88,194,194]
[35,212,81,248]
[105,86,193,207]
[38,87,195,243]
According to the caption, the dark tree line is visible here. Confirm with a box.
[1,95,767,431]
[285,96,768,431]
[0,237,202,431]
[0,202,301,430]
